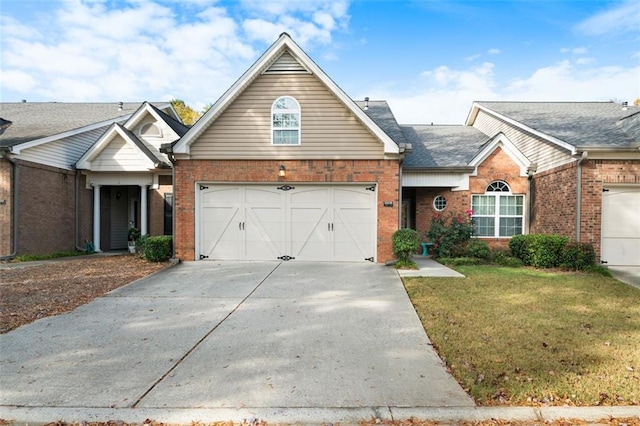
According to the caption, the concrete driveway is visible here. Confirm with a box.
[0,261,473,420]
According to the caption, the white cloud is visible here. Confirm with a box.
[0,0,348,105]
[576,0,640,35]
[368,59,640,124]
[487,48,500,55]
[561,46,589,55]
[241,0,349,47]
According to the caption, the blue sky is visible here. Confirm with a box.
[1,0,638,123]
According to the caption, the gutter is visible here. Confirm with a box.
[575,151,588,242]
[402,166,476,173]
[0,149,18,260]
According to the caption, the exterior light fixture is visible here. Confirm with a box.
[279,165,286,177]
[364,96,369,110]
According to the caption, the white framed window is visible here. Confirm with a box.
[433,195,447,211]
[471,180,524,237]
[272,96,300,145]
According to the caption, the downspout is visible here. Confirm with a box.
[0,150,18,260]
[74,169,86,252]
[160,143,177,260]
[575,151,588,242]
[525,164,537,234]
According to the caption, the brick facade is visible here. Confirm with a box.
[0,158,13,256]
[529,162,577,239]
[150,183,172,236]
[414,147,528,251]
[14,161,94,254]
[174,159,400,263]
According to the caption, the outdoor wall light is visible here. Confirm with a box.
[279,165,286,177]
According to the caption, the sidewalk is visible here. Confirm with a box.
[395,255,465,278]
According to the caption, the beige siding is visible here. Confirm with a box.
[19,126,109,170]
[190,73,384,160]
[473,110,574,172]
[91,136,152,171]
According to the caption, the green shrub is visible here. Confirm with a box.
[490,251,524,268]
[562,242,596,271]
[392,228,421,263]
[143,236,172,262]
[135,234,149,257]
[509,234,569,268]
[466,239,490,259]
[394,259,419,269]
[426,210,475,258]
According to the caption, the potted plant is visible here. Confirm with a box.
[127,227,141,253]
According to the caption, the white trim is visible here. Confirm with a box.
[466,103,577,155]
[173,33,399,156]
[469,133,532,177]
[76,124,157,171]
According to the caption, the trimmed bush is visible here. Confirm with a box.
[466,239,490,259]
[143,236,172,262]
[562,241,596,271]
[490,250,524,268]
[509,234,569,268]
[392,228,421,263]
[135,234,149,257]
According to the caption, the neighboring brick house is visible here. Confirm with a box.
[401,102,640,267]
[0,101,186,257]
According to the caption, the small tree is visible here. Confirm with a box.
[425,210,474,258]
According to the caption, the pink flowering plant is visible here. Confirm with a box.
[425,209,475,258]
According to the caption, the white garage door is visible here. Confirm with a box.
[601,186,640,266]
[198,184,377,262]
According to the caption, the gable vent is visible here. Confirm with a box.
[264,51,310,74]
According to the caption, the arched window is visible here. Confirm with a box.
[272,96,300,145]
[471,180,524,237]
[139,122,161,137]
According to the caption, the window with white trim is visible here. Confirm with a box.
[433,195,447,211]
[272,96,300,145]
[471,181,524,237]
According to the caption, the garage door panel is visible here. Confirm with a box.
[602,186,640,266]
[333,207,373,261]
[201,206,241,260]
[290,207,330,261]
[245,206,286,260]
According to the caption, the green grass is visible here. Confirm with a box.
[11,250,87,262]
[404,265,640,406]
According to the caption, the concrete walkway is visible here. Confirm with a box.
[396,255,465,278]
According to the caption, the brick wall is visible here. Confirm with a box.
[414,147,527,250]
[174,159,399,262]
[0,158,12,256]
[17,161,77,254]
[150,184,172,236]
[529,162,577,238]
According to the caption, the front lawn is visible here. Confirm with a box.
[404,266,640,406]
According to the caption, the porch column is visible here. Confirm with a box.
[140,184,148,236]
[93,184,101,252]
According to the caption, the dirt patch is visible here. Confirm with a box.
[0,254,170,333]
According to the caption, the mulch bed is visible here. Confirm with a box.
[0,254,169,333]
